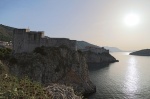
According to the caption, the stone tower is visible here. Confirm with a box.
[13,29,44,53]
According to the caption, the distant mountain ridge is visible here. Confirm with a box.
[104,46,123,52]
[77,41,123,52]
[0,24,15,41]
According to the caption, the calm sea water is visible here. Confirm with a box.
[89,52,150,99]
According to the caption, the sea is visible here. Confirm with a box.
[88,52,150,99]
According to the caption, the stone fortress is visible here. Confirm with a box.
[84,46,109,54]
[13,29,77,53]
[13,28,109,54]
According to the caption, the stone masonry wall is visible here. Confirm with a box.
[13,29,77,53]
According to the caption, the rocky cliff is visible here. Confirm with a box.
[45,84,82,99]
[83,51,118,69]
[84,51,118,63]
[8,46,96,96]
[130,49,150,56]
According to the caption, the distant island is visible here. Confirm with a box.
[130,49,150,56]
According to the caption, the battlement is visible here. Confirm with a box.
[13,28,77,53]
[29,31,44,34]
[14,29,30,33]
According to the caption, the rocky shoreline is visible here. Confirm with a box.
[87,53,118,71]
[84,51,118,64]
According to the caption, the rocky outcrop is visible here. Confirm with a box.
[8,46,96,96]
[77,51,119,70]
[45,84,82,99]
[84,51,118,64]
[130,49,150,56]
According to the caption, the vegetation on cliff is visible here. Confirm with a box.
[7,46,96,96]
[0,47,83,99]
[0,48,12,60]
[0,24,14,42]
[0,74,52,99]
[0,50,47,98]
[0,74,82,99]
[0,60,51,98]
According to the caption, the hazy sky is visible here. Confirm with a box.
[1,0,150,50]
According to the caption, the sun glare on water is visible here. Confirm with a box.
[124,13,140,27]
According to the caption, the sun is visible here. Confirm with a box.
[124,13,140,27]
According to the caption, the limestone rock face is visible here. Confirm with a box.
[8,46,96,95]
[84,51,118,64]
[45,84,82,99]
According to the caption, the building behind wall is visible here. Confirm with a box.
[13,29,77,53]
[80,46,109,54]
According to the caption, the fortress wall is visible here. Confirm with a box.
[41,38,77,50]
[13,29,28,53]
[69,40,77,50]
[13,29,77,53]
[25,32,44,52]
[13,29,44,53]
[86,47,109,54]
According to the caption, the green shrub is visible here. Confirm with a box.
[77,50,82,54]
[59,45,70,50]
[0,74,52,99]
[0,62,8,74]
[9,57,18,64]
[33,47,46,56]
[0,48,12,60]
